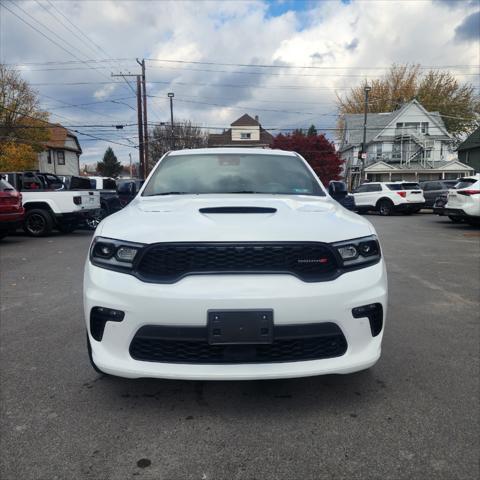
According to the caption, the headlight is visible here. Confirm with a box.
[332,235,381,269]
[90,237,145,271]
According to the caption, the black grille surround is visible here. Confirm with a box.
[129,323,348,364]
[132,241,344,284]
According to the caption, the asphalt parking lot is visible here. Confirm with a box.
[1,214,479,480]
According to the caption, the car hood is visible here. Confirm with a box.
[97,194,375,244]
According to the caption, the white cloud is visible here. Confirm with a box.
[2,0,478,165]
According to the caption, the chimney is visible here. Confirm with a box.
[255,115,259,123]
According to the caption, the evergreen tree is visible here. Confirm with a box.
[97,147,122,178]
[307,125,317,136]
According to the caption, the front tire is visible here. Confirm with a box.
[23,209,54,237]
[377,199,394,216]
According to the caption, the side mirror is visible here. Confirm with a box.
[129,182,137,195]
[328,181,348,200]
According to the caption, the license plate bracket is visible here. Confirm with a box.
[207,310,273,345]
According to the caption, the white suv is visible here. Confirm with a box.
[443,174,480,225]
[84,148,387,380]
[353,181,425,216]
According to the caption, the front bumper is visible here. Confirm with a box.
[0,212,24,232]
[84,261,388,380]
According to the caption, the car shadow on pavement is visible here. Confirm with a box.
[82,369,386,418]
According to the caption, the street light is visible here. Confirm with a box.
[168,92,175,150]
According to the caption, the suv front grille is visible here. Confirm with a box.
[129,323,347,364]
[134,242,339,283]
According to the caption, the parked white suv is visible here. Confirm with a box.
[443,174,480,225]
[84,148,387,380]
[352,181,425,216]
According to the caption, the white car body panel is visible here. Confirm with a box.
[22,190,100,214]
[446,174,480,218]
[352,182,425,209]
[85,148,388,380]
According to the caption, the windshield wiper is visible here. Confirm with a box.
[145,191,190,196]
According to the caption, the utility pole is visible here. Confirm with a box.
[136,76,145,179]
[111,71,145,179]
[168,92,175,150]
[137,58,148,178]
[358,85,371,185]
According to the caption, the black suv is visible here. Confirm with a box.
[420,180,458,208]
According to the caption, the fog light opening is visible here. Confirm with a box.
[90,307,125,341]
[352,303,383,337]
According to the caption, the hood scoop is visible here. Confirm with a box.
[199,206,277,214]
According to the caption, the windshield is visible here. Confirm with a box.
[142,153,325,197]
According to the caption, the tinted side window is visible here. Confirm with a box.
[456,178,476,189]
[117,182,132,194]
[103,179,116,190]
[355,185,368,193]
[367,184,382,192]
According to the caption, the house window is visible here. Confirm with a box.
[421,122,429,134]
[240,133,251,139]
[47,150,52,164]
[375,143,383,158]
[57,151,65,165]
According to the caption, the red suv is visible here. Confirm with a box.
[0,178,25,240]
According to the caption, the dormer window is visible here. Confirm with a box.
[240,132,251,139]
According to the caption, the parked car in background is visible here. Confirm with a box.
[437,174,480,225]
[60,175,123,229]
[88,176,117,190]
[420,180,458,208]
[84,148,387,380]
[116,179,144,206]
[352,182,425,216]
[0,178,24,240]
[328,181,356,211]
[1,172,100,236]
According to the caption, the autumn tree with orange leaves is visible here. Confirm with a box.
[0,64,50,171]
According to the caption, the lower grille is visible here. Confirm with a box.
[129,323,347,364]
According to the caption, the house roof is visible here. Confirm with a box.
[45,124,82,153]
[457,126,480,152]
[230,114,260,127]
[364,159,474,173]
[341,99,450,149]
[208,128,274,147]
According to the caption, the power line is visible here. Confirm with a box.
[6,58,480,70]
[146,58,480,71]
[43,0,135,95]
[2,2,129,93]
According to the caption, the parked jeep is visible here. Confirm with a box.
[61,175,123,229]
[1,172,100,236]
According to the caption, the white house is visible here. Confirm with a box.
[208,114,273,148]
[339,100,473,184]
[37,124,82,175]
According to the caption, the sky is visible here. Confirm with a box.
[1,0,479,166]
